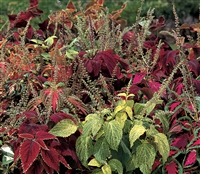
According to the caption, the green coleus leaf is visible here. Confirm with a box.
[129,125,146,148]
[88,158,102,167]
[102,164,112,174]
[115,112,127,129]
[83,114,103,137]
[114,105,126,115]
[134,103,145,115]
[146,103,156,115]
[76,136,94,167]
[49,119,78,137]
[153,133,170,163]
[125,106,133,120]
[108,159,123,174]
[136,142,156,174]
[126,154,137,172]
[44,36,57,47]
[154,110,170,134]
[103,120,122,151]
[94,137,110,163]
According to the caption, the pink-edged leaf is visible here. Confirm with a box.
[148,80,161,92]
[59,154,71,169]
[165,161,178,174]
[169,124,183,134]
[41,148,59,172]
[20,140,40,173]
[169,150,178,157]
[189,138,200,148]
[19,133,34,139]
[132,72,146,84]
[170,102,181,111]
[175,83,184,95]
[25,160,43,174]
[184,150,197,167]
[36,131,56,140]
[170,133,189,150]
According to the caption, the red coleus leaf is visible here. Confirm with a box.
[148,80,161,92]
[50,112,76,124]
[19,120,48,134]
[170,133,189,150]
[41,148,59,172]
[59,155,71,169]
[184,150,197,167]
[19,133,34,139]
[132,72,146,84]
[29,0,38,8]
[170,102,181,111]
[188,59,200,77]
[20,140,40,173]
[165,161,178,174]
[25,160,43,174]
[189,138,200,147]
[152,158,161,171]
[36,131,56,141]
[41,159,54,174]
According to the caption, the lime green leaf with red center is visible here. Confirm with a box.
[20,140,40,173]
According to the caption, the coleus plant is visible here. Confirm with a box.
[1,0,200,174]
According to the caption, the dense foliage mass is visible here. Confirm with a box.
[0,0,200,174]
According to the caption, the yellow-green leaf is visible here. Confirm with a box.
[115,112,127,128]
[49,119,78,137]
[136,142,156,174]
[76,136,93,167]
[117,93,127,97]
[146,103,156,115]
[88,158,102,167]
[103,120,122,151]
[125,106,133,120]
[129,125,146,147]
[153,133,170,163]
[114,105,125,115]
[102,164,112,174]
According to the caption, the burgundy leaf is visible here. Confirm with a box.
[26,25,34,39]
[41,160,54,174]
[25,160,43,174]
[50,112,75,124]
[165,161,178,174]
[140,87,154,99]
[175,83,184,95]
[59,155,71,169]
[20,140,40,173]
[188,59,200,76]
[184,150,197,167]
[36,139,48,150]
[132,72,146,84]
[41,148,59,172]
[19,120,48,134]
[170,133,189,150]
[152,158,161,171]
[29,0,38,8]
[19,133,34,139]
[148,80,161,92]
[36,131,56,140]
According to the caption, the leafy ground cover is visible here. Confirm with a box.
[0,0,200,174]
